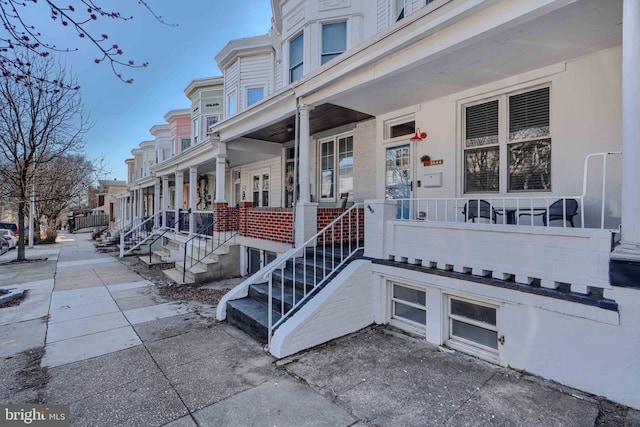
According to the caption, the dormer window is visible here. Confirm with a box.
[321,22,346,65]
[289,33,304,83]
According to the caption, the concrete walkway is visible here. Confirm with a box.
[1,232,638,426]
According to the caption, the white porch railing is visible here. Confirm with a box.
[266,204,364,347]
[396,151,621,231]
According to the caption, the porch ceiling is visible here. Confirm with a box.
[315,0,623,116]
[243,104,374,144]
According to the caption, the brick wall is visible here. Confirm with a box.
[317,207,365,245]
[239,203,294,244]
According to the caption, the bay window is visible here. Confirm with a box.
[321,22,346,65]
[290,33,304,83]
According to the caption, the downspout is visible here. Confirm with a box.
[291,100,300,246]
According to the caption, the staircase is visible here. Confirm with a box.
[162,239,241,285]
[226,244,363,343]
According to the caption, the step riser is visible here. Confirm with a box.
[248,283,312,314]
[226,303,268,343]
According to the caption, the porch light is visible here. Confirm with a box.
[410,128,427,141]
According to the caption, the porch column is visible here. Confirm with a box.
[215,141,227,203]
[189,166,198,234]
[298,104,313,204]
[138,188,144,218]
[175,170,184,233]
[294,103,318,246]
[621,0,640,248]
[161,175,169,228]
[154,178,161,229]
[132,190,138,219]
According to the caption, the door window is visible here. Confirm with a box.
[385,144,412,219]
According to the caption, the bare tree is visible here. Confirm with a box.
[0,51,90,260]
[1,0,172,85]
[32,154,96,228]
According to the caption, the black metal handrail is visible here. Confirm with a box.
[182,207,239,283]
[147,210,191,265]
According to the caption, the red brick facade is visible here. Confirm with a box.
[203,204,363,246]
[237,202,294,244]
[316,207,365,245]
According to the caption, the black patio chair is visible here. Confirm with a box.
[518,198,579,227]
[462,199,499,223]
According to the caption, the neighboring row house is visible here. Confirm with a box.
[113,0,640,409]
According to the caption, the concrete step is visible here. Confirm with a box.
[226,297,281,344]
[162,268,195,286]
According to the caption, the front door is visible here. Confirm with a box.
[385,144,412,219]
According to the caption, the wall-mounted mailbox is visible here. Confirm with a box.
[421,172,442,187]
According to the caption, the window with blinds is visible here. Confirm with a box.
[463,86,551,193]
[464,100,499,193]
[508,87,551,191]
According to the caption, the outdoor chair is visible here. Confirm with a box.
[462,199,500,223]
[518,198,579,227]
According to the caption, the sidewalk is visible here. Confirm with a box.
[1,232,638,426]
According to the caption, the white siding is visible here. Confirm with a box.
[240,157,283,207]
[353,119,377,202]
[239,54,273,109]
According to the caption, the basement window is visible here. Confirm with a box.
[390,282,426,334]
[446,296,499,360]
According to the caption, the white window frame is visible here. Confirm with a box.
[206,115,220,135]
[246,85,265,107]
[318,132,353,202]
[321,21,347,65]
[192,118,199,145]
[251,171,270,207]
[389,281,426,336]
[462,84,552,195]
[445,294,500,362]
[228,91,237,116]
[384,115,416,141]
[180,137,191,152]
[289,32,304,83]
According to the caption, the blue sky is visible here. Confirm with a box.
[23,1,273,181]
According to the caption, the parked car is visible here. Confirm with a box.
[0,236,8,255]
[0,222,19,237]
[0,229,17,249]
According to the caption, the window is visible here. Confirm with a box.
[180,138,191,152]
[206,115,219,133]
[284,147,296,208]
[247,87,264,107]
[463,86,550,193]
[228,92,237,116]
[162,148,170,161]
[391,283,426,333]
[290,33,304,82]
[447,296,499,357]
[321,22,346,65]
[389,120,415,139]
[319,135,353,200]
[252,173,269,207]
[193,118,199,145]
